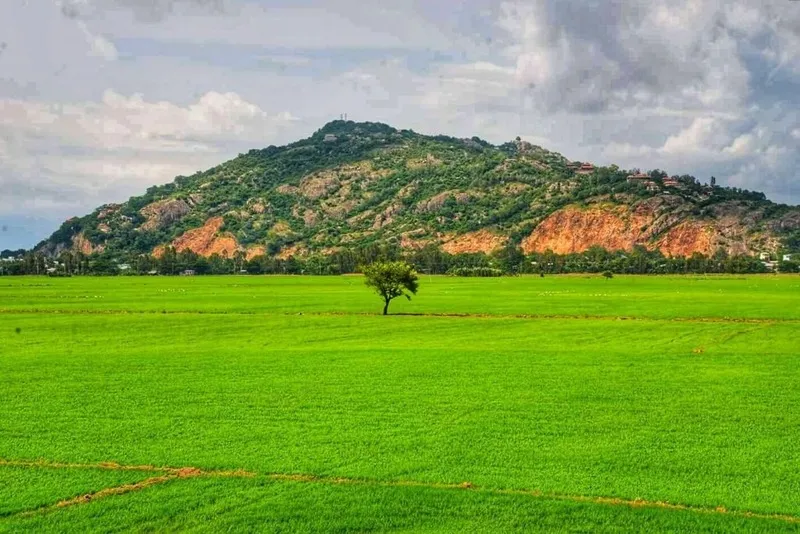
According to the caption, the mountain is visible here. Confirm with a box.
[36,121,800,261]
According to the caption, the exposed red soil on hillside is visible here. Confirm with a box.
[246,245,266,260]
[154,217,239,258]
[522,206,651,255]
[657,221,716,257]
[521,205,751,257]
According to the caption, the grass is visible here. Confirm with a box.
[1,274,799,531]
[0,465,157,517]
[5,476,799,533]
[1,274,799,319]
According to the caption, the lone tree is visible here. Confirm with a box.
[362,261,419,315]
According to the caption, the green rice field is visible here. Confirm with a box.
[1,274,799,532]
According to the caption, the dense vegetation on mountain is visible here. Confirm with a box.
[6,120,799,275]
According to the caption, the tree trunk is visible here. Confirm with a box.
[383,299,390,315]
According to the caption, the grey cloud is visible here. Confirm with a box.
[59,0,227,22]
[500,0,755,115]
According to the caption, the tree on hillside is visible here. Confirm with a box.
[363,261,419,315]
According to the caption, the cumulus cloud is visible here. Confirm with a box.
[0,90,297,221]
[1,90,296,151]
[484,0,798,201]
[661,118,729,156]
[496,0,755,115]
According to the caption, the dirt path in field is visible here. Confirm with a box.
[0,459,254,518]
[0,459,253,478]
[265,472,800,525]
[2,458,799,526]
[19,475,180,517]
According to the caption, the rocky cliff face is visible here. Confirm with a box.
[523,205,651,255]
[140,199,191,231]
[153,217,238,259]
[35,121,800,259]
[521,201,766,257]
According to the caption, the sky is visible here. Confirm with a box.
[1,0,799,249]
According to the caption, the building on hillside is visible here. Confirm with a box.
[323,134,338,142]
[644,180,659,192]
[626,173,659,192]
[663,177,681,187]
[763,261,778,271]
[566,162,581,171]
[575,163,595,175]
[759,252,771,261]
[784,254,794,262]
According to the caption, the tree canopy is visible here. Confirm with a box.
[362,261,419,315]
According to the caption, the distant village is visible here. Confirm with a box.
[566,162,683,190]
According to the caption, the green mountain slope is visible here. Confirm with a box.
[36,121,800,260]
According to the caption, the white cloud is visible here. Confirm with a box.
[0,90,298,217]
[661,118,726,156]
[723,134,757,157]
[1,90,297,151]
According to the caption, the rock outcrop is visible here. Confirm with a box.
[154,217,239,258]
[522,203,762,257]
[522,206,652,255]
[140,199,191,231]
